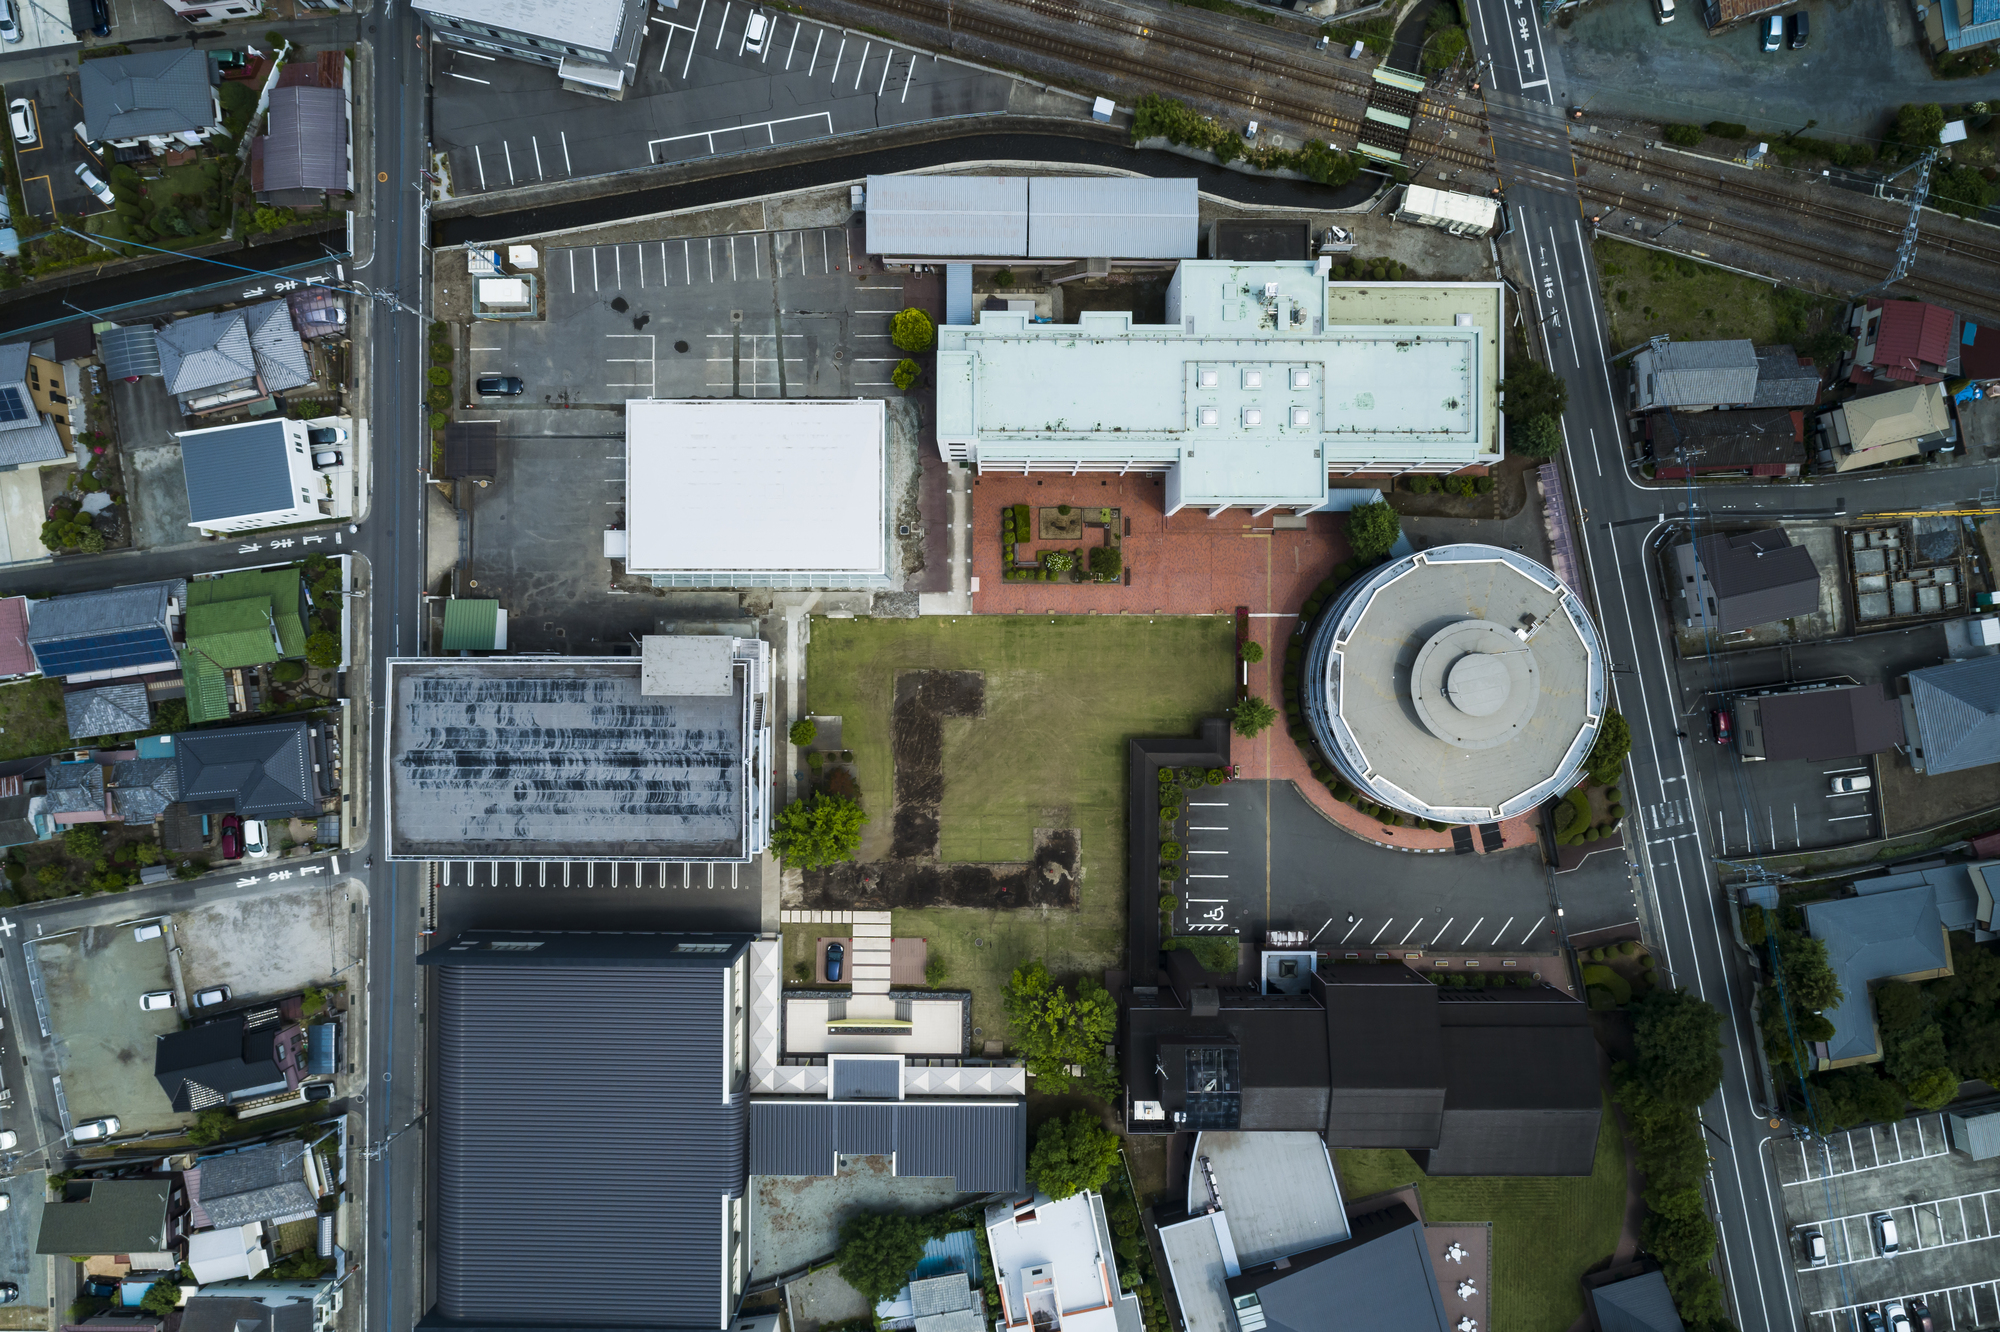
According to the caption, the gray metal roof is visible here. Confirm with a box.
[1909,656,2000,775]
[1225,1202,1450,1332]
[26,580,181,677]
[1675,529,1821,633]
[173,717,320,818]
[0,340,66,468]
[100,324,162,380]
[1947,1104,2000,1160]
[1803,886,1951,1061]
[260,86,347,194]
[179,1295,315,1332]
[181,420,297,523]
[412,0,645,59]
[866,174,1028,257]
[79,48,217,142]
[1631,339,1760,409]
[1751,344,1823,409]
[65,682,151,740]
[1854,863,1985,935]
[421,938,746,1329]
[1027,176,1198,259]
[1591,1270,1686,1332]
[159,310,257,396]
[831,1057,900,1100]
[34,1179,176,1256]
[188,1141,318,1229]
[910,1274,975,1318]
[746,1100,1026,1191]
[244,302,312,392]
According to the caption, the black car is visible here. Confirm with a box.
[1787,10,1808,46]
[476,375,525,396]
[825,942,844,982]
[67,0,107,37]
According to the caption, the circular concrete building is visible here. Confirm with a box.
[1302,544,1605,824]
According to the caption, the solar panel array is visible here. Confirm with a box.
[31,626,175,677]
[0,386,28,424]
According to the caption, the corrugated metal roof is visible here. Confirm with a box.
[1027,176,1199,259]
[1911,656,2000,775]
[830,1056,900,1099]
[440,599,500,652]
[748,1100,834,1177]
[180,648,230,724]
[180,421,296,523]
[260,86,347,194]
[98,324,161,380]
[27,581,181,677]
[746,1100,1026,1191]
[1949,1105,2000,1160]
[1632,340,1760,409]
[866,174,1028,257]
[80,49,217,142]
[839,1103,897,1155]
[160,310,257,396]
[425,951,745,1328]
[1592,1271,1685,1332]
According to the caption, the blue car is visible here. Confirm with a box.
[825,942,844,982]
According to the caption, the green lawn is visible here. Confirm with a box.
[800,615,1235,1042]
[0,677,71,762]
[1594,237,1847,362]
[1335,1094,1627,1332]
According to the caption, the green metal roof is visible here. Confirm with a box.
[188,568,307,658]
[185,597,282,668]
[441,599,500,652]
[180,646,230,724]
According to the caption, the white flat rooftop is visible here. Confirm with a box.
[623,398,887,577]
[1189,1131,1349,1266]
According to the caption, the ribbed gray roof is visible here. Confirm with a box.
[1948,1105,2000,1160]
[1910,656,2000,775]
[1027,176,1198,260]
[181,420,297,523]
[188,1141,319,1229]
[831,1057,901,1099]
[27,580,181,678]
[79,48,217,142]
[1632,340,1759,409]
[159,310,257,396]
[111,757,180,823]
[1676,529,1821,633]
[180,1295,315,1332]
[426,951,746,1329]
[1804,886,1950,1061]
[66,682,151,740]
[245,302,312,392]
[1591,1270,1686,1332]
[261,86,347,194]
[1751,344,1823,409]
[746,1100,1026,1191]
[99,324,162,380]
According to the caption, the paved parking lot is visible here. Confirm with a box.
[432,7,1020,194]
[1697,748,1879,856]
[1779,1113,2000,1331]
[2,69,106,221]
[31,917,183,1134]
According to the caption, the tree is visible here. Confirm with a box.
[1777,933,1844,1014]
[1629,988,1724,1108]
[770,792,868,871]
[1240,641,1264,664]
[139,1280,181,1317]
[834,1212,926,1305]
[788,718,818,747]
[1088,545,1122,580]
[1586,709,1631,784]
[892,358,921,391]
[1640,1189,1716,1267]
[1903,1065,1960,1112]
[1003,961,1118,1093]
[63,826,104,858]
[185,1108,232,1146]
[1500,358,1569,422]
[1893,102,1946,149]
[891,308,936,353]
[271,660,306,684]
[1344,499,1400,563]
[1229,695,1277,738]
[1872,980,1927,1035]
[1028,1111,1122,1200]
[1514,413,1563,460]
[305,631,340,668]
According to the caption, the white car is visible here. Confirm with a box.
[242,819,270,858]
[1873,1211,1899,1254]
[74,162,113,206]
[193,985,231,1009]
[140,991,175,1012]
[1885,1302,1912,1332]
[0,0,19,43]
[8,98,35,147]
[133,923,163,942]
[1654,0,1676,19]
[70,1117,119,1142]
[1831,775,1872,794]
[743,9,769,53]
[0,1130,17,1150]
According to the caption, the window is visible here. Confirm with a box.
[1232,1294,1267,1332]
[675,941,732,954]
[26,365,38,391]
[486,940,543,951]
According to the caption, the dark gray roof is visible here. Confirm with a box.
[79,48,217,141]
[1322,967,1446,1148]
[179,1296,315,1332]
[261,86,347,193]
[173,718,320,818]
[99,324,162,380]
[1909,656,2000,775]
[159,310,257,396]
[44,760,106,816]
[1744,685,1904,762]
[831,1058,901,1100]
[26,580,181,678]
[188,1141,319,1229]
[1632,339,1759,409]
[746,1100,1026,1191]
[244,302,312,392]
[420,933,750,1330]
[66,683,151,740]
[155,1016,297,1112]
[1751,344,1823,409]
[0,791,38,848]
[111,757,180,824]
[1947,1104,2000,1160]
[1224,1202,1449,1332]
[1591,1270,1686,1332]
[1804,886,1951,1061]
[35,1179,177,1256]
[181,421,297,523]
[1853,863,1988,935]
[1677,529,1821,632]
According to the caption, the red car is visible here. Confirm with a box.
[1711,709,1732,746]
[219,814,243,859]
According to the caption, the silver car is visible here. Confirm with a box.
[74,162,113,206]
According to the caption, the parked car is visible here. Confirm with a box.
[1787,9,1809,45]
[0,1130,16,1150]
[82,1279,117,1299]
[825,941,844,982]
[1885,1303,1912,1332]
[8,98,35,146]
[744,9,769,53]
[1873,1211,1899,1255]
[139,991,175,1011]
[83,0,108,35]
[1860,1312,1885,1332]
[304,1082,334,1101]
[1909,1299,1934,1332]
[476,374,525,396]
[1830,774,1872,794]
[312,450,343,469]
[133,922,163,942]
[74,162,113,206]
[1763,14,1784,48]
[1711,708,1732,745]
[0,1196,7,1211]
[1799,1227,1826,1266]
[302,306,346,328]
[193,985,231,1009]
[1654,0,1676,21]
[308,424,349,447]
[0,1283,17,1305]
[242,819,269,858]
[0,0,19,43]
[219,813,243,859]
[70,1117,119,1142]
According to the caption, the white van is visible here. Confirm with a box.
[744,11,769,54]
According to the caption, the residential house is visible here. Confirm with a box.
[25,581,182,683]
[1844,299,1959,387]
[1215,1201,1451,1332]
[1731,684,1906,762]
[79,50,221,152]
[155,1012,307,1111]
[181,567,312,719]
[1848,861,1996,941]
[1646,408,1806,480]
[1628,340,1821,412]
[253,72,349,207]
[0,774,49,848]
[178,418,325,533]
[1901,656,2000,775]
[985,1190,1144,1332]
[0,596,34,678]
[1671,529,1822,633]
[45,756,114,826]
[0,342,71,471]
[35,1177,187,1263]
[181,1280,341,1332]
[65,682,152,742]
[411,0,649,101]
[1818,383,1957,473]
[159,304,312,416]
[174,717,326,820]
[1801,887,1955,1067]
[1924,0,2000,55]
[160,0,265,26]
[187,1140,327,1230]
[111,757,183,825]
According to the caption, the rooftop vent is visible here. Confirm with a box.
[1242,408,1263,427]
[1291,368,1311,389]
[1198,368,1220,388]
[1241,368,1263,390]
[1198,407,1221,427]
[1291,407,1311,427]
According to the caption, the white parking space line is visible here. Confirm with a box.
[1458,917,1485,947]
[1429,918,1454,945]
[903,57,915,102]
[831,37,846,82]
[448,72,491,84]
[474,145,487,190]
[716,1,731,48]
[878,52,891,97]
[532,136,544,178]
[1369,919,1394,944]
[1518,916,1545,945]
[503,140,515,185]
[1490,916,1514,946]
[808,28,823,77]
[855,41,870,90]
[1340,920,1363,943]
[561,131,573,175]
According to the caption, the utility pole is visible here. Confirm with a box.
[1859,148,1937,297]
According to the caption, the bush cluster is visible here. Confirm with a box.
[1404,473,1494,497]
[1130,94,1360,185]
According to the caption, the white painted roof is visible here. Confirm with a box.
[1399,185,1500,229]
[623,399,886,576]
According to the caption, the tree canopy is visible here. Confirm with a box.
[1514,413,1563,460]
[1028,1111,1122,1200]
[1229,695,1277,738]
[1629,988,1724,1108]
[1003,961,1118,1094]
[1500,358,1568,423]
[1776,933,1844,1014]
[834,1212,926,1305]
[1586,709,1631,784]
[1892,102,1946,149]
[1344,500,1401,563]
[139,1281,181,1317]
[788,718,818,747]
[892,308,936,353]
[770,792,869,871]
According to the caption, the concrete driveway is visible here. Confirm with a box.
[0,469,51,567]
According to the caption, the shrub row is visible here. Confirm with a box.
[1404,474,1494,497]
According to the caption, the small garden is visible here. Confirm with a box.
[1578,938,1657,1010]
[1549,710,1632,852]
[1131,94,1362,186]
[4,824,173,906]
[999,503,1125,583]
[42,427,129,555]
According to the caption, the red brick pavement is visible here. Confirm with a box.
[967,475,1540,854]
